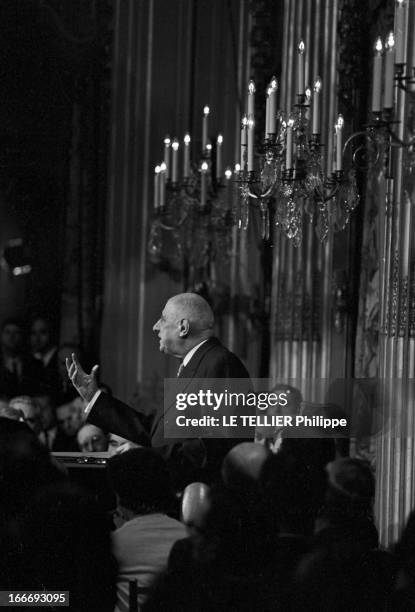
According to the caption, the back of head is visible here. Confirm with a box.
[222,442,271,492]
[0,418,63,516]
[169,293,214,338]
[108,448,173,514]
[22,481,116,612]
[324,457,375,520]
[260,450,327,536]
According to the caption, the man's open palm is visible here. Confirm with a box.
[66,353,99,403]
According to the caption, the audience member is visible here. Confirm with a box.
[30,316,60,398]
[292,458,395,611]
[255,384,303,452]
[107,448,186,611]
[55,400,85,451]
[0,403,24,421]
[0,318,45,397]
[10,396,41,434]
[35,394,58,450]
[21,482,117,611]
[77,423,108,452]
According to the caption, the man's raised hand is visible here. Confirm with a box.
[66,353,99,403]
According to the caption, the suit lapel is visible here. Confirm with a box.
[151,337,220,436]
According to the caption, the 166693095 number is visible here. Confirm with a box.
[0,592,69,606]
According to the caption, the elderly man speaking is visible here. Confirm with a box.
[66,293,250,486]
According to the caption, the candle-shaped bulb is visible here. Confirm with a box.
[267,86,273,97]
[164,137,171,146]
[155,165,161,174]
[172,140,179,152]
[248,80,256,94]
[336,114,344,130]
[201,161,208,171]
[242,115,248,128]
[297,40,306,96]
[270,76,278,90]
[234,163,241,173]
[287,117,294,128]
[314,77,322,92]
[160,162,167,171]
[203,106,210,116]
[385,31,395,49]
[217,134,223,144]
[374,37,383,53]
[225,167,232,180]
[184,133,191,144]
[298,40,305,54]
[305,87,311,101]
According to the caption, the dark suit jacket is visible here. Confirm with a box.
[88,337,250,486]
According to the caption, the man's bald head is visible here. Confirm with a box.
[153,293,214,357]
[168,293,214,334]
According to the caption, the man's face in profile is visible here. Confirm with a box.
[153,300,181,357]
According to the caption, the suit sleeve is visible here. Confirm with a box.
[87,392,151,446]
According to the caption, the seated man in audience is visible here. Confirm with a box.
[107,448,186,611]
[0,403,24,421]
[30,317,60,397]
[77,423,108,452]
[0,319,45,397]
[10,396,41,434]
[55,400,85,451]
[35,394,58,450]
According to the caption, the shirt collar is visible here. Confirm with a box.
[182,339,209,367]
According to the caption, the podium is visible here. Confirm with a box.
[53,452,115,511]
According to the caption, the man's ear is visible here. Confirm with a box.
[179,318,190,337]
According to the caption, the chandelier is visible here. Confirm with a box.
[237,71,360,246]
[148,107,235,281]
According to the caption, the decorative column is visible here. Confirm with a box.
[269,0,339,401]
[375,0,415,547]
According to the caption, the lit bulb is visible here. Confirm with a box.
[235,163,241,172]
[206,143,212,151]
[225,167,232,180]
[247,118,254,129]
[385,31,395,48]
[164,137,171,146]
[242,115,248,127]
[267,87,273,97]
[201,161,209,171]
[160,162,167,171]
[248,80,256,94]
[270,76,278,90]
[314,77,322,92]
[298,40,305,53]
[155,165,161,174]
[374,37,383,53]
[184,134,191,144]
[288,118,294,128]
[217,134,223,144]
[337,114,344,128]
[305,87,311,100]
[203,106,210,115]
[172,139,179,151]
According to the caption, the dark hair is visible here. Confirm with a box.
[1,317,24,332]
[107,448,173,515]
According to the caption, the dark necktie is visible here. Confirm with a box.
[177,362,185,377]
